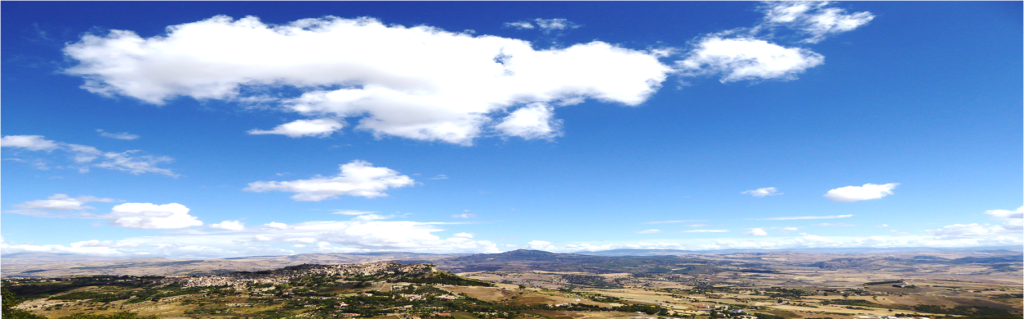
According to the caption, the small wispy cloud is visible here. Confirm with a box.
[333,210,376,216]
[752,214,853,221]
[637,229,661,234]
[430,174,449,180]
[452,213,476,219]
[758,1,876,44]
[96,129,140,140]
[2,135,176,176]
[746,228,768,236]
[504,18,581,33]
[354,213,390,221]
[210,220,245,231]
[248,119,343,138]
[680,229,729,233]
[504,21,534,29]
[742,187,782,197]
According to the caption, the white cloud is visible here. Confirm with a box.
[248,118,344,138]
[985,206,1024,228]
[494,103,563,140]
[780,226,799,232]
[14,226,1013,258]
[96,129,140,140]
[353,213,388,221]
[505,18,580,33]
[760,1,875,43]
[4,158,51,171]
[106,203,203,229]
[1,135,60,151]
[2,135,177,176]
[265,222,288,230]
[534,18,580,32]
[754,214,853,220]
[65,144,103,164]
[681,229,729,233]
[430,174,449,180]
[63,15,670,145]
[333,210,376,216]
[246,160,415,201]
[244,219,500,252]
[674,2,872,84]
[0,240,126,256]
[15,194,115,211]
[96,150,177,176]
[243,160,411,200]
[520,230,1022,254]
[928,224,1002,239]
[637,229,661,234]
[677,36,824,83]
[285,237,317,244]
[452,213,476,219]
[823,183,898,202]
[528,240,556,251]
[742,187,782,197]
[929,206,1023,239]
[210,220,245,231]
[6,205,1021,258]
[746,228,768,236]
[875,224,889,228]
[504,21,535,30]
[70,240,139,248]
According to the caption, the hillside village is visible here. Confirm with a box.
[166,262,436,289]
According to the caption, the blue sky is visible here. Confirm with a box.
[2,2,1021,258]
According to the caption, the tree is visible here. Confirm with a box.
[2,289,46,319]
[2,289,15,315]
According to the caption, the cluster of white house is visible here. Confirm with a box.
[164,262,436,289]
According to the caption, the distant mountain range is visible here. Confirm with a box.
[7,245,1019,264]
[4,246,1021,278]
[575,246,1024,256]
